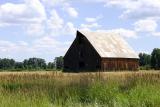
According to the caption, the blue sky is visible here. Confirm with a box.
[0,0,160,62]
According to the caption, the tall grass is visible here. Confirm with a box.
[0,71,160,107]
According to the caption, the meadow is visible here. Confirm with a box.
[0,71,160,107]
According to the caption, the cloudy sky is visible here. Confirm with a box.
[0,0,160,62]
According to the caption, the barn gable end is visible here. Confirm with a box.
[64,31,101,72]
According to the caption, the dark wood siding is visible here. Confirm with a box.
[101,58,139,71]
[64,31,101,72]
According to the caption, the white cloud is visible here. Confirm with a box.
[33,36,69,56]
[84,0,160,20]
[103,0,160,38]
[26,7,72,37]
[0,40,35,59]
[63,4,78,18]
[32,37,69,55]
[27,23,45,37]
[112,28,138,38]
[81,23,101,30]
[97,28,138,38]
[63,22,76,35]
[104,0,160,20]
[152,32,160,37]
[0,0,46,26]
[0,0,77,37]
[41,0,68,7]
[85,15,103,23]
[85,18,97,23]
[47,9,64,29]
[0,37,61,54]
[0,0,49,37]
[134,19,157,32]
[18,41,29,47]
[133,19,160,37]
[46,9,77,36]
[0,40,16,52]
[33,36,60,49]
[82,0,160,39]
[80,28,91,32]
[0,37,69,61]
[79,22,101,32]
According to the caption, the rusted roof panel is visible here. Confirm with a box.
[80,31,139,59]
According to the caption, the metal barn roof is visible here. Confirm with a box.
[79,30,139,59]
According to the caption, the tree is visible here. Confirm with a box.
[54,56,63,69]
[151,48,160,70]
[23,59,29,69]
[139,53,151,66]
[23,58,47,70]
[47,62,55,69]
[0,58,15,70]
[15,62,24,69]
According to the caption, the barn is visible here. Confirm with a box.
[64,30,139,72]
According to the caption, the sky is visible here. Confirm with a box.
[0,0,160,62]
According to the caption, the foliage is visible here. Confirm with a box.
[139,48,160,70]
[47,62,55,70]
[54,56,63,69]
[0,58,15,70]
[23,58,47,70]
[139,53,151,66]
[14,62,24,70]
[151,48,160,70]
[0,57,58,71]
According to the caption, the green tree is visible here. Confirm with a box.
[47,62,55,69]
[151,48,160,70]
[15,62,24,70]
[23,58,46,70]
[0,58,15,70]
[54,56,63,70]
[139,53,151,66]
[23,59,29,69]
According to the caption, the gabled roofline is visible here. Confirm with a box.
[64,32,78,59]
[77,30,102,58]
[64,30,102,59]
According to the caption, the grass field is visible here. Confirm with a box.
[0,71,160,107]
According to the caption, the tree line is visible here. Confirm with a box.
[139,48,160,70]
[0,48,160,71]
[0,56,63,71]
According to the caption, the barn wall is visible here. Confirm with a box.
[63,38,79,71]
[101,58,139,71]
[64,31,101,72]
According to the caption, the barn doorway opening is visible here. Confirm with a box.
[79,61,85,69]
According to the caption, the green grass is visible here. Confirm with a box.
[0,71,160,107]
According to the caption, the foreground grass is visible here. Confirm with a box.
[0,71,160,107]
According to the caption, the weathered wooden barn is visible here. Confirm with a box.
[64,30,139,72]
